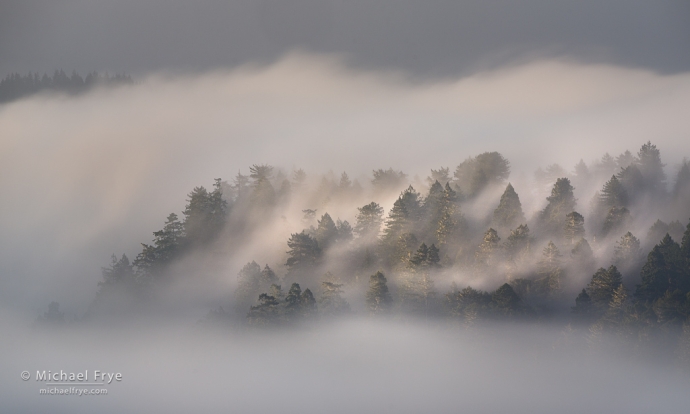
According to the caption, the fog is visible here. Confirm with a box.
[2,54,690,412]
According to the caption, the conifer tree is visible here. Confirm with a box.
[300,289,317,318]
[564,212,585,245]
[586,266,623,313]
[600,206,630,238]
[539,178,577,236]
[319,277,351,317]
[636,141,666,195]
[249,164,276,207]
[354,202,384,242]
[475,228,501,270]
[427,167,450,187]
[284,283,303,321]
[285,232,322,284]
[492,183,525,233]
[453,152,510,197]
[247,293,280,326]
[336,219,353,243]
[614,232,641,267]
[572,289,594,322]
[673,161,690,202]
[314,213,338,250]
[366,271,392,314]
[490,283,527,317]
[537,241,563,292]
[134,213,184,278]
[616,164,645,203]
[600,175,628,208]
[636,235,687,302]
[504,224,531,269]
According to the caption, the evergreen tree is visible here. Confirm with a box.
[570,238,596,276]
[600,175,628,208]
[586,266,623,312]
[636,141,666,195]
[284,283,303,321]
[336,219,353,243]
[616,164,645,202]
[371,168,407,192]
[339,172,352,190]
[616,150,635,170]
[183,179,228,245]
[38,301,65,325]
[681,220,690,266]
[537,241,563,293]
[366,271,392,314]
[503,224,531,270]
[314,213,338,250]
[285,232,322,283]
[600,206,630,238]
[427,167,450,187]
[636,234,687,301]
[490,283,527,317]
[539,178,577,236]
[475,228,501,270]
[564,212,585,245]
[133,213,184,278]
[354,202,384,242]
[445,285,491,323]
[646,219,669,245]
[672,161,690,202]
[614,232,641,267]
[319,277,351,317]
[249,164,276,207]
[453,152,510,197]
[247,293,280,326]
[492,183,525,233]
[572,289,594,322]
[300,289,318,318]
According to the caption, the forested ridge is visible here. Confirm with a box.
[40,142,690,361]
[0,70,132,104]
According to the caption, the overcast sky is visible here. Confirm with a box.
[2,0,690,78]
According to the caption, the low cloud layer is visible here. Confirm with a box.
[1,53,690,315]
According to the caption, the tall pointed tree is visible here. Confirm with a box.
[492,183,525,233]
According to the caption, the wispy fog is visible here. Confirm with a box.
[2,54,690,412]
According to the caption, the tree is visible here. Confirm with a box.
[490,283,527,317]
[372,168,407,192]
[336,219,353,243]
[319,277,351,317]
[247,294,280,326]
[614,232,641,267]
[475,228,501,270]
[636,234,687,302]
[586,266,623,312]
[564,212,585,245]
[427,167,450,187]
[570,238,596,276]
[616,164,645,202]
[284,283,303,321]
[285,232,322,284]
[537,242,563,293]
[646,219,669,246]
[183,179,228,246]
[38,301,65,325]
[600,175,628,208]
[445,285,491,323]
[300,289,317,318]
[133,213,184,278]
[314,213,338,250]
[235,262,278,313]
[249,164,276,207]
[572,289,594,322]
[503,224,531,270]
[539,178,577,237]
[492,183,525,233]
[354,202,384,242]
[366,271,392,314]
[600,206,630,238]
[453,152,510,198]
[672,160,690,202]
[636,141,666,196]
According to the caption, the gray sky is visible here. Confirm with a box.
[2,0,690,78]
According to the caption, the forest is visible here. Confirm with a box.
[39,141,690,363]
[0,70,132,104]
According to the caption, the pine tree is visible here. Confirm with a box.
[492,183,525,233]
[354,202,384,242]
[285,232,322,284]
[183,179,228,245]
[586,266,623,312]
[133,213,184,278]
[646,219,669,245]
[366,271,392,314]
[314,213,338,250]
[453,152,510,198]
[636,141,666,196]
[600,175,628,208]
[427,167,450,187]
[247,293,280,326]
[600,206,630,238]
[539,178,577,237]
[475,228,501,270]
[371,168,407,192]
[672,160,690,202]
[284,283,303,321]
[249,164,276,207]
[319,278,351,317]
[564,212,585,245]
[572,289,594,322]
[614,232,641,267]
[616,164,645,202]
[504,224,531,269]
[570,238,596,276]
[490,283,526,317]
[336,219,353,243]
[300,289,317,318]
[636,235,686,302]
[538,241,563,292]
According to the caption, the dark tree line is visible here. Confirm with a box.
[0,70,132,104]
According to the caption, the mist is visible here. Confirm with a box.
[2,54,690,412]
